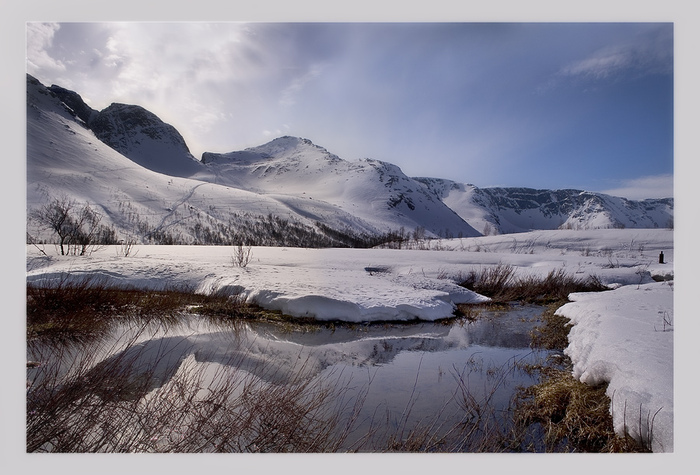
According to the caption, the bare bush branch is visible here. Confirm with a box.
[232,244,253,268]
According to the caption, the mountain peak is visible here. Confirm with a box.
[247,136,336,158]
[202,136,342,166]
[89,102,202,177]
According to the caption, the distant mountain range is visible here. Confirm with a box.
[416,178,673,235]
[26,74,673,246]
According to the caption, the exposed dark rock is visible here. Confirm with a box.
[48,84,98,126]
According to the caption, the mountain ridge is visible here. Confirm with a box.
[415,177,673,235]
[26,74,673,247]
[199,136,481,238]
[48,82,203,177]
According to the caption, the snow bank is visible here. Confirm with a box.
[556,282,674,452]
[26,229,673,325]
[26,246,491,322]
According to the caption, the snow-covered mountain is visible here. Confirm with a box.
[416,178,673,235]
[26,74,673,246]
[200,137,480,238]
[26,75,478,245]
[27,75,318,246]
[48,84,203,177]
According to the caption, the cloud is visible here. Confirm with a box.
[25,22,674,191]
[279,63,326,107]
[26,22,65,75]
[600,174,673,200]
[557,26,672,83]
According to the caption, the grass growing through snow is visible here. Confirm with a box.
[454,265,653,452]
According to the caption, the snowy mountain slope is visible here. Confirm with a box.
[27,75,382,246]
[48,82,204,178]
[416,178,673,235]
[39,77,480,239]
[28,75,473,245]
[200,136,481,238]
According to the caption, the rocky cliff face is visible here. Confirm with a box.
[43,78,202,178]
[415,177,673,234]
[87,103,202,177]
[48,84,99,126]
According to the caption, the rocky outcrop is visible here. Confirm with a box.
[48,84,99,126]
[89,103,202,176]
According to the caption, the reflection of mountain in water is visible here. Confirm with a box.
[79,306,543,400]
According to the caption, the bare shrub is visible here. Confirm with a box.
[117,235,139,257]
[459,263,516,297]
[654,311,673,332]
[232,243,253,268]
[29,195,116,256]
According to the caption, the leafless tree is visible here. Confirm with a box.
[30,195,75,255]
[30,195,107,256]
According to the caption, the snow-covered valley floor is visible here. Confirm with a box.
[26,229,675,453]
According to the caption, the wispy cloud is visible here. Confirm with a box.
[26,23,65,74]
[557,26,672,83]
[279,63,326,107]
[25,22,673,192]
[601,174,673,200]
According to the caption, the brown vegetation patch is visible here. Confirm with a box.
[458,263,607,305]
[512,367,650,452]
[529,301,572,351]
[26,276,278,344]
[511,301,652,453]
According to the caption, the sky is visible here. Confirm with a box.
[25,20,674,200]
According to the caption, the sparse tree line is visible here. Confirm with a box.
[28,194,437,253]
[372,225,466,250]
[35,194,665,256]
[28,195,119,256]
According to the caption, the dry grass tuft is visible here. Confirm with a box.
[26,276,284,344]
[512,368,650,453]
[514,367,611,451]
[529,301,572,351]
[458,264,608,305]
[512,302,652,453]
